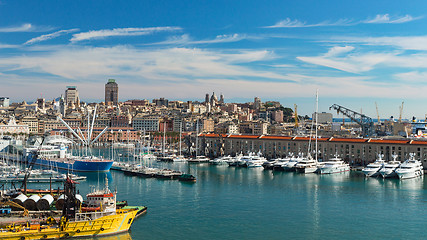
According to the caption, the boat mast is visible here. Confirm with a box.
[196,119,199,157]
[179,121,182,156]
[315,89,318,162]
[163,121,166,156]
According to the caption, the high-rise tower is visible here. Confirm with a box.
[105,79,119,105]
[65,86,79,106]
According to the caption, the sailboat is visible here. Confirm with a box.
[295,90,322,174]
[188,119,209,163]
[173,122,188,162]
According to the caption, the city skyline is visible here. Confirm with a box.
[1,1,427,118]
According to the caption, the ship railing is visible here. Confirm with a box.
[75,211,115,221]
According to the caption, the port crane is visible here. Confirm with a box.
[329,104,375,137]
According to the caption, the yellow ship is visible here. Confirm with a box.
[0,177,144,240]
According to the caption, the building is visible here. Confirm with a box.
[132,115,160,132]
[59,96,67,116]
[105,79,119,105]
[0,117,29,135]
[65,86,79,106]
[44,119,62,133]
[0,97,10,107]
[201,134,427,168]
[36,98,45,110]
[201,118,214,133]
[252,121,269,135]
[272,110,284,123]
[111,115,129,127]
[313,112,333,124]
[153,98,169,107]
[21,116,39,134]
[254,97,262,110]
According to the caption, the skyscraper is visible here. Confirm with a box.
[105,79,119,105]
[65,86,79,106]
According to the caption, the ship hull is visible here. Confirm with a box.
[0,209,138,240]
[29,156,113,172]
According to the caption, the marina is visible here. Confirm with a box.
[0,145,426,240]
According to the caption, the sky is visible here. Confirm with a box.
[1,0,427,119]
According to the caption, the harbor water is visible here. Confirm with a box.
[28,148,427,239]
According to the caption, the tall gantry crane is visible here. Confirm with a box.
[330,104,375,137]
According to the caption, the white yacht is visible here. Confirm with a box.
[362,154,385,177]
[295,155,320,174]
[395,153,423,180]
[188,156,210,163]
[271,155,292,171]
[245,155,267,168]
[379,154,401,178]
[283,154,303,171]
[210,155,233,165]
[317,153,350,174]
[227,154,243,166]
[172,155,188,162]
[263,157,286,170]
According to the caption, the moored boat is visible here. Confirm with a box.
[0,177,143,239]
[361,154,385,177]
[178,173,196,182]
[395,153,423,180]
[317,153,350,174]
[379,154,401,178]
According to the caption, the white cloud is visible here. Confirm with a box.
[363,14,422,24]
[265,14,421,28]
[394,71,427,83]
[151,33,251,45]
[333,35,427,51]
[0,23,54,32]
[0,43,19,48]
[297,46,395,73]
[24,29,79,45]
[324,46,355,57]
[0,45,285,83]
[264,18,353,28]
[0,23,32,32]
[70,26,182,42]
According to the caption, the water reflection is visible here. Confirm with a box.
[81,232,132,240]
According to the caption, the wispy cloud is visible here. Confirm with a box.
[24,29,79,45]
[265,14,421,28]
[264,18,353,28]
[0,23,54,32]
[297,46,395,73]
[0,43,19,48]
[0,23,32,32]
[324,46,355,57]
[150,33,251,45]
[332,35,427,51]
[70,27,182,42]
[363,14,422,24]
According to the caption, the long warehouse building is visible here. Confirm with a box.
[200,134,427,167]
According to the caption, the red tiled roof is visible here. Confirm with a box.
[410,140,427,145]
[369,139,410,144]
[228,135,260,139]
[330,138,367,143]
[260,136,293,140]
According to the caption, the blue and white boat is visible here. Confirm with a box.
[24,142,113,172]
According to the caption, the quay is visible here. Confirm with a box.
[201,134,427,168]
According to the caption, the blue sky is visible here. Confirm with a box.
[1,0,427,119]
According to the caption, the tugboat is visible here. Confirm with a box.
[0,176,141,239]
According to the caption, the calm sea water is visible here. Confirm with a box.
[30,148,426,240]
